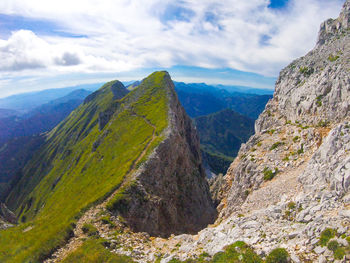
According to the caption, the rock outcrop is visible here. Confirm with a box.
[220,0,350,217]
[194,1,350,261]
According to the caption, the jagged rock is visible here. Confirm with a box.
[314,246,326,255]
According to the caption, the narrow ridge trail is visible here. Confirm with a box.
[45,113,157,263]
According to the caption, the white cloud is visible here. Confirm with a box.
[0,0,345,78]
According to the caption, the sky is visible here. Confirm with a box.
[0,0,345,98]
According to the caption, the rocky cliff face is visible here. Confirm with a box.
[198,1,350,261]
[108,72,216,237]
[220,0,350,216]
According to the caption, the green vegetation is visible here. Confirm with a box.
[317,120,329,127]
[265,248,289,263]
[319,228,336,246]
[100,215,115,227]
[327,240,339,252]
[317,229,349,260]
[328,54,340,62]
[269,141,284,151]
[201,147,234,175]
[82,223,99,236]
[282,156,289,162]
[316,95,324,107]
[334,247,346,260]
[263,167,278,181]
[194,108,254,174]
[299,66,314,77]
[297,144,304,155]
[0,72,170,262]
[62,238,135,263]
[167,242,290,263]
[211,241,262,263]
[292,136,300,143]
[287,201,296,210]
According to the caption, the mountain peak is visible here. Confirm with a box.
[317,0,350,46]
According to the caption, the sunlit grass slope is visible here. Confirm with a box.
[0,71,170,262]
[61,238,135,263]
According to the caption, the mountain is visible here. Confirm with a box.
[58,2,350,262]
[194,109,254,175]
[214,84,274,95]
[0,89,92,145]
[0,72,215,262]
[126,80,141,90]
[0,135,45,200]
[0,109,19,118]
[0,83,101,112]
[174,82,272,119]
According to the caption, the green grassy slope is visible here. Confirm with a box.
[194,109,254,174]
[0,72,170,263]
[61,238,135,263]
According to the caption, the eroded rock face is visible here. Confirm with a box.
[299,121,350,195]
[115,73,216,237]
[219,0,350,218]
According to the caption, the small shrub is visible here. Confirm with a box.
[317,120,329,127]
[265,248,289,263]
[263,167,278,181]
[270,142,284,151]
[282,156,289,162]
[299,66,314,77]
[319,228,336,246]
[327,240,339,252]
[292,136,300,143]
[328,54,339,62]
[334,247,346,260]
[100,215,116,227]
[346,236,350,245]
[297,144,304,155]
[287,201,296,210]
[81,223,99,236]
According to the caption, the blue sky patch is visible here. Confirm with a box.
[268,0,289,9]
[0,14,87,39]
[160,4,195,23]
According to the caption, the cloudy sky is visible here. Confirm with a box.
[0,0,344,97]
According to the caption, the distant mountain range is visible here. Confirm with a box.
[174,82,272,119]
[0,89,92,146]
[0,83,101,112]
[194,109,255,174]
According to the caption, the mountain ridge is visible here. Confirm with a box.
[0,71,215,263]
